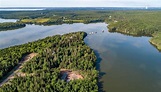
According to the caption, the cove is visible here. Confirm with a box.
[0,22,161,92]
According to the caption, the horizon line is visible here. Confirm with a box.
[0,6,161,8]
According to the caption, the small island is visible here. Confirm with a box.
[0,32,98,92]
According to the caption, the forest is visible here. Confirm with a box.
[0,10,105,25]
[0,22,26,31]
[0,32,98,92]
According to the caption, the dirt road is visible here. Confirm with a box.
[0,53,37,87]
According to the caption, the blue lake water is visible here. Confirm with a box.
[0,22,161,92]
[0,18,18,23]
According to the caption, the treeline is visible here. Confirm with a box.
[107,11,161,36]
[0,10,108,25]
[0,32,98,92]
[0,11,49,19]
[0,22,26,31]
[20,18,104,25]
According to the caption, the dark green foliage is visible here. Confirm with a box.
[107,11,161,36]
[0,32,98,92]
[0,11,48,19]
[0,22,26,31]
[0,10,106,25]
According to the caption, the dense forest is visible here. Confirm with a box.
[0,32,98,92]
[0,22,26,31]
[107,11,161,36]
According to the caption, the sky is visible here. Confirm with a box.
[0,0,161,7]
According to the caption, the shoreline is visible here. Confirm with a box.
[108,26,161,52]
[149,39,161,52]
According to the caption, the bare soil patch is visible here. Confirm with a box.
[60,69,83,82]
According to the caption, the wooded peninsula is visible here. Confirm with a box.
[0,32,98,91]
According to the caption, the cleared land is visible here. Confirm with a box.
[60,69,83,82]
[20,18,50,24]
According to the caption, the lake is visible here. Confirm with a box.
[0,9,44,11]
[0,18,18,23]
[0,20,161,92]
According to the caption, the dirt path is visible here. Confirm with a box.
[0,53,37,87]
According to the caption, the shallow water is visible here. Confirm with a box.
[0,22,161,92]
